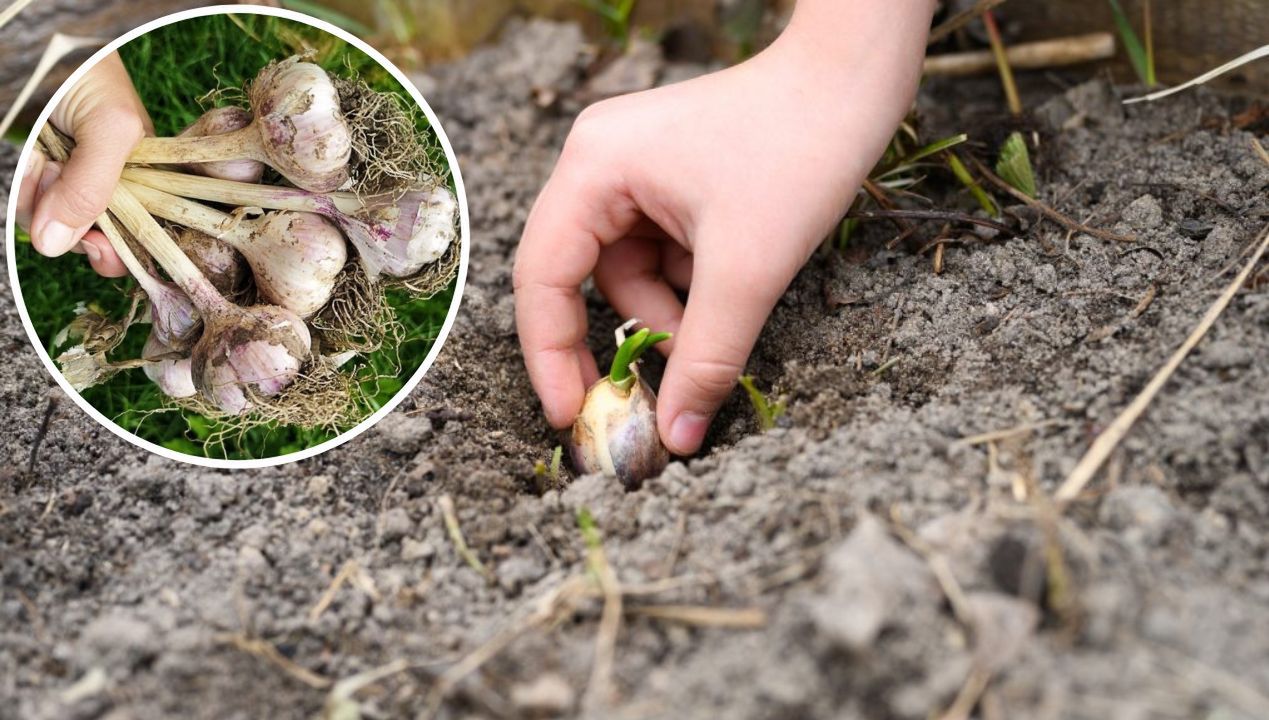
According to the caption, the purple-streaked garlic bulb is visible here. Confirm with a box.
[130,59,352,192]
[191,303,312,415]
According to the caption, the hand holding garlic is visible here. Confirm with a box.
[15,52,151,277]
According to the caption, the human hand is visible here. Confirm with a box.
[514,0,935,456]
[15,52,151,277]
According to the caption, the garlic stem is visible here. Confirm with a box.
[108,184,230,315]
[131,125,264,165]
[121,166,457,279]
[122,166,361,214]
[124,180,347,317]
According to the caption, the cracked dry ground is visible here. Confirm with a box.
[3,20,1269,720]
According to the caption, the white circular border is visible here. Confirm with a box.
[5,4,470,469]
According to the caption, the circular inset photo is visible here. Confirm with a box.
[6,7,467,466]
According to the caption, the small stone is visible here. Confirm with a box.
[1178,218,1214,240]
[401,538,435,562]
[1121,195,1164,231]
[1099,485,1177,546]
[511,673,575,716]
[380,508,413,543]
[807,515,937,651]
[1199,339,1253,369]
[306,475,332,498]
[497,555,546,595]
[74,611,158,670]
[376,413,433,455]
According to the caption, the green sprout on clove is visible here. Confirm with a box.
[738,375,787,431]
[609,327,672,393]
[571,322,672,488]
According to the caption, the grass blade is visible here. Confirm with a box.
[901,133,968,165]
[280,0,374,36]
[1106,0,1152,85]
[946,152,999,217]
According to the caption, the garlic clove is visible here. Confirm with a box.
[178,107,266,183]
[250,60,351,193]
[570,376,670,490]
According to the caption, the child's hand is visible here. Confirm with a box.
[515,0,935,455]
[15,53,151,277]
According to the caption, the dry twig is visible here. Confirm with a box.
[924,33,1114,77]
[438,494,494,582]
[927,0,1010,45]
[970,157,1136,244]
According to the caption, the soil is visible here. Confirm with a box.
[4,18,1269,720]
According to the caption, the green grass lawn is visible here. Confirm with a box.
[13,13,457,460]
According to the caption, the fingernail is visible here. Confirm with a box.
[35,220,74,256]
[668,412,709,455]
[82,242,101,264]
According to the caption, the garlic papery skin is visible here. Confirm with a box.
[129,59,352,192]
[128,182,347,318]
[178,107,266,183]
[570,376,670,490]
[345,185,459,279]
[191,304,312,415]
[145,280,202,351]
[250,60,351,192]
[142,333,196,398]
[173,227,245,296]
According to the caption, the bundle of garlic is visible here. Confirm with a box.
[42,56,459,431]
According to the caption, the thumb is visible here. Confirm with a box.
[30,107,145,257]
[656,240,790,456]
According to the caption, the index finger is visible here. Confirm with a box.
[513,155,642,428]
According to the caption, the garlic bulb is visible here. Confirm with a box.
[142,333,196,398]
[142,273,201,352]
[173,227,245,296]
[249,59,352,192]
[191,303,312,415]
[178,107,266,183]
[341,185,459,279]
[130,59,352,192]
[571,376,670,490]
